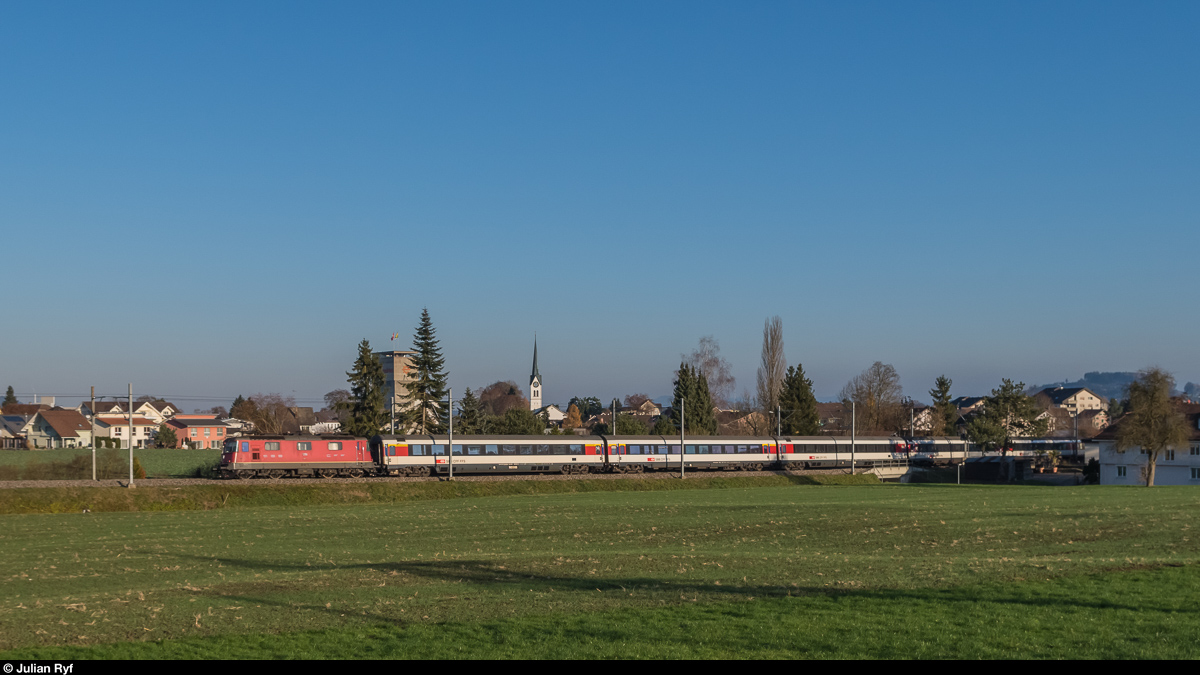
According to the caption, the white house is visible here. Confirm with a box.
[1094,403,1200,485]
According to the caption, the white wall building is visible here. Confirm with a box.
[1095,405,1200,485]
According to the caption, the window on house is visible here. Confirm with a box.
[1117,466,1127,478]
[1192,468,1200,480]
[1166,450,1175,461]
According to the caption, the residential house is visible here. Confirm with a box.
[93,415,159,449]
[25,410,92,449]
[532,404,566,426]
[1,414,32,448]
[1093,402,1200,485]
[1035,387,1105,416]
[165,418,230,449]
[282,407,318,435]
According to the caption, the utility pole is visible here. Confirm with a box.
[680,399,685,479]
[90,386,96,482]
[777,405,781,437]
[128,384,134,487]
[851,400,856,474]
[447,388,453,481]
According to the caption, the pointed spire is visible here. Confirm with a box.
[530,335,541,384]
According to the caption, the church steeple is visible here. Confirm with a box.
[530,336,542,411]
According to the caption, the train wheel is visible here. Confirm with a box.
[266,470,285,480]
[234,470,254,480]
[317,469,337,479]
[346,469,364,478]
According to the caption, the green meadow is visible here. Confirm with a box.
[0,481,1197,659]
[0,448,221,480]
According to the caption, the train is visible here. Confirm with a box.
[217,433,1084,479]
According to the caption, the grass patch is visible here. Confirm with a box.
[0,484,1196,658]
[0,473,877,515]
[0,448,219,480]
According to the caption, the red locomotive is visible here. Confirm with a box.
[219,436,373,479]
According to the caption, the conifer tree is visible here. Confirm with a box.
[779,365,820,435]
[344,339,387,437]
[3,386,17,407]
[672,363,718,435]
[928,375,957,436]
[402,308,449,434]
[455,387,484,434]
[651,414,677,435]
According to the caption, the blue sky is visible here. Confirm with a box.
[2,2,1197,411]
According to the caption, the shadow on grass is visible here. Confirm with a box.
[165,551,1195,623]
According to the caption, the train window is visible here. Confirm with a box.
[737,445,748,454]
[297,442,311,452]
[569,444,583,454]
[452,445,463,455]
[749,445,762,453]
[409,444,423,456]
[697,445,708,454]
[486,445,499,455]
[537,444,551,455]
[328,442,342,451]
[265,442,280,451]
[628,445,640,455]
[657,445,668,454]
[501,445,516,455]
[669,445,680,454]
[240,442,249,453]
[684,445,696,454]
[519,445,533,455]
[466,445,482,455]
[431,445,445,455]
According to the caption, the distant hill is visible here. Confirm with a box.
[1029,372,1140,401]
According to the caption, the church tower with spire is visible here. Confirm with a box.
[529,337,542,411]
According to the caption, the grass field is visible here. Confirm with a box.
[0,448,220,480]
[0,482,1197,659]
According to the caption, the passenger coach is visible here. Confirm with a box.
[371,434,606,476]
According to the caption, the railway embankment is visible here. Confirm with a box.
[0,472,879,515]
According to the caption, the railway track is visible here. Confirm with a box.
[0,467,853,490]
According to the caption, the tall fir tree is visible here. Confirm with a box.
[344,339,387,437]
[3,386,17,407]
[455,387,484,434]
[778,365,820,435]
[928,375,957,436]
[671,363,718,435]
[402,308,449,434]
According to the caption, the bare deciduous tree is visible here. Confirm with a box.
[840,362,905,435]
[623,393,651,409]
[683,336,736,409]
[247,393,296,435]
[756,317,786,416]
